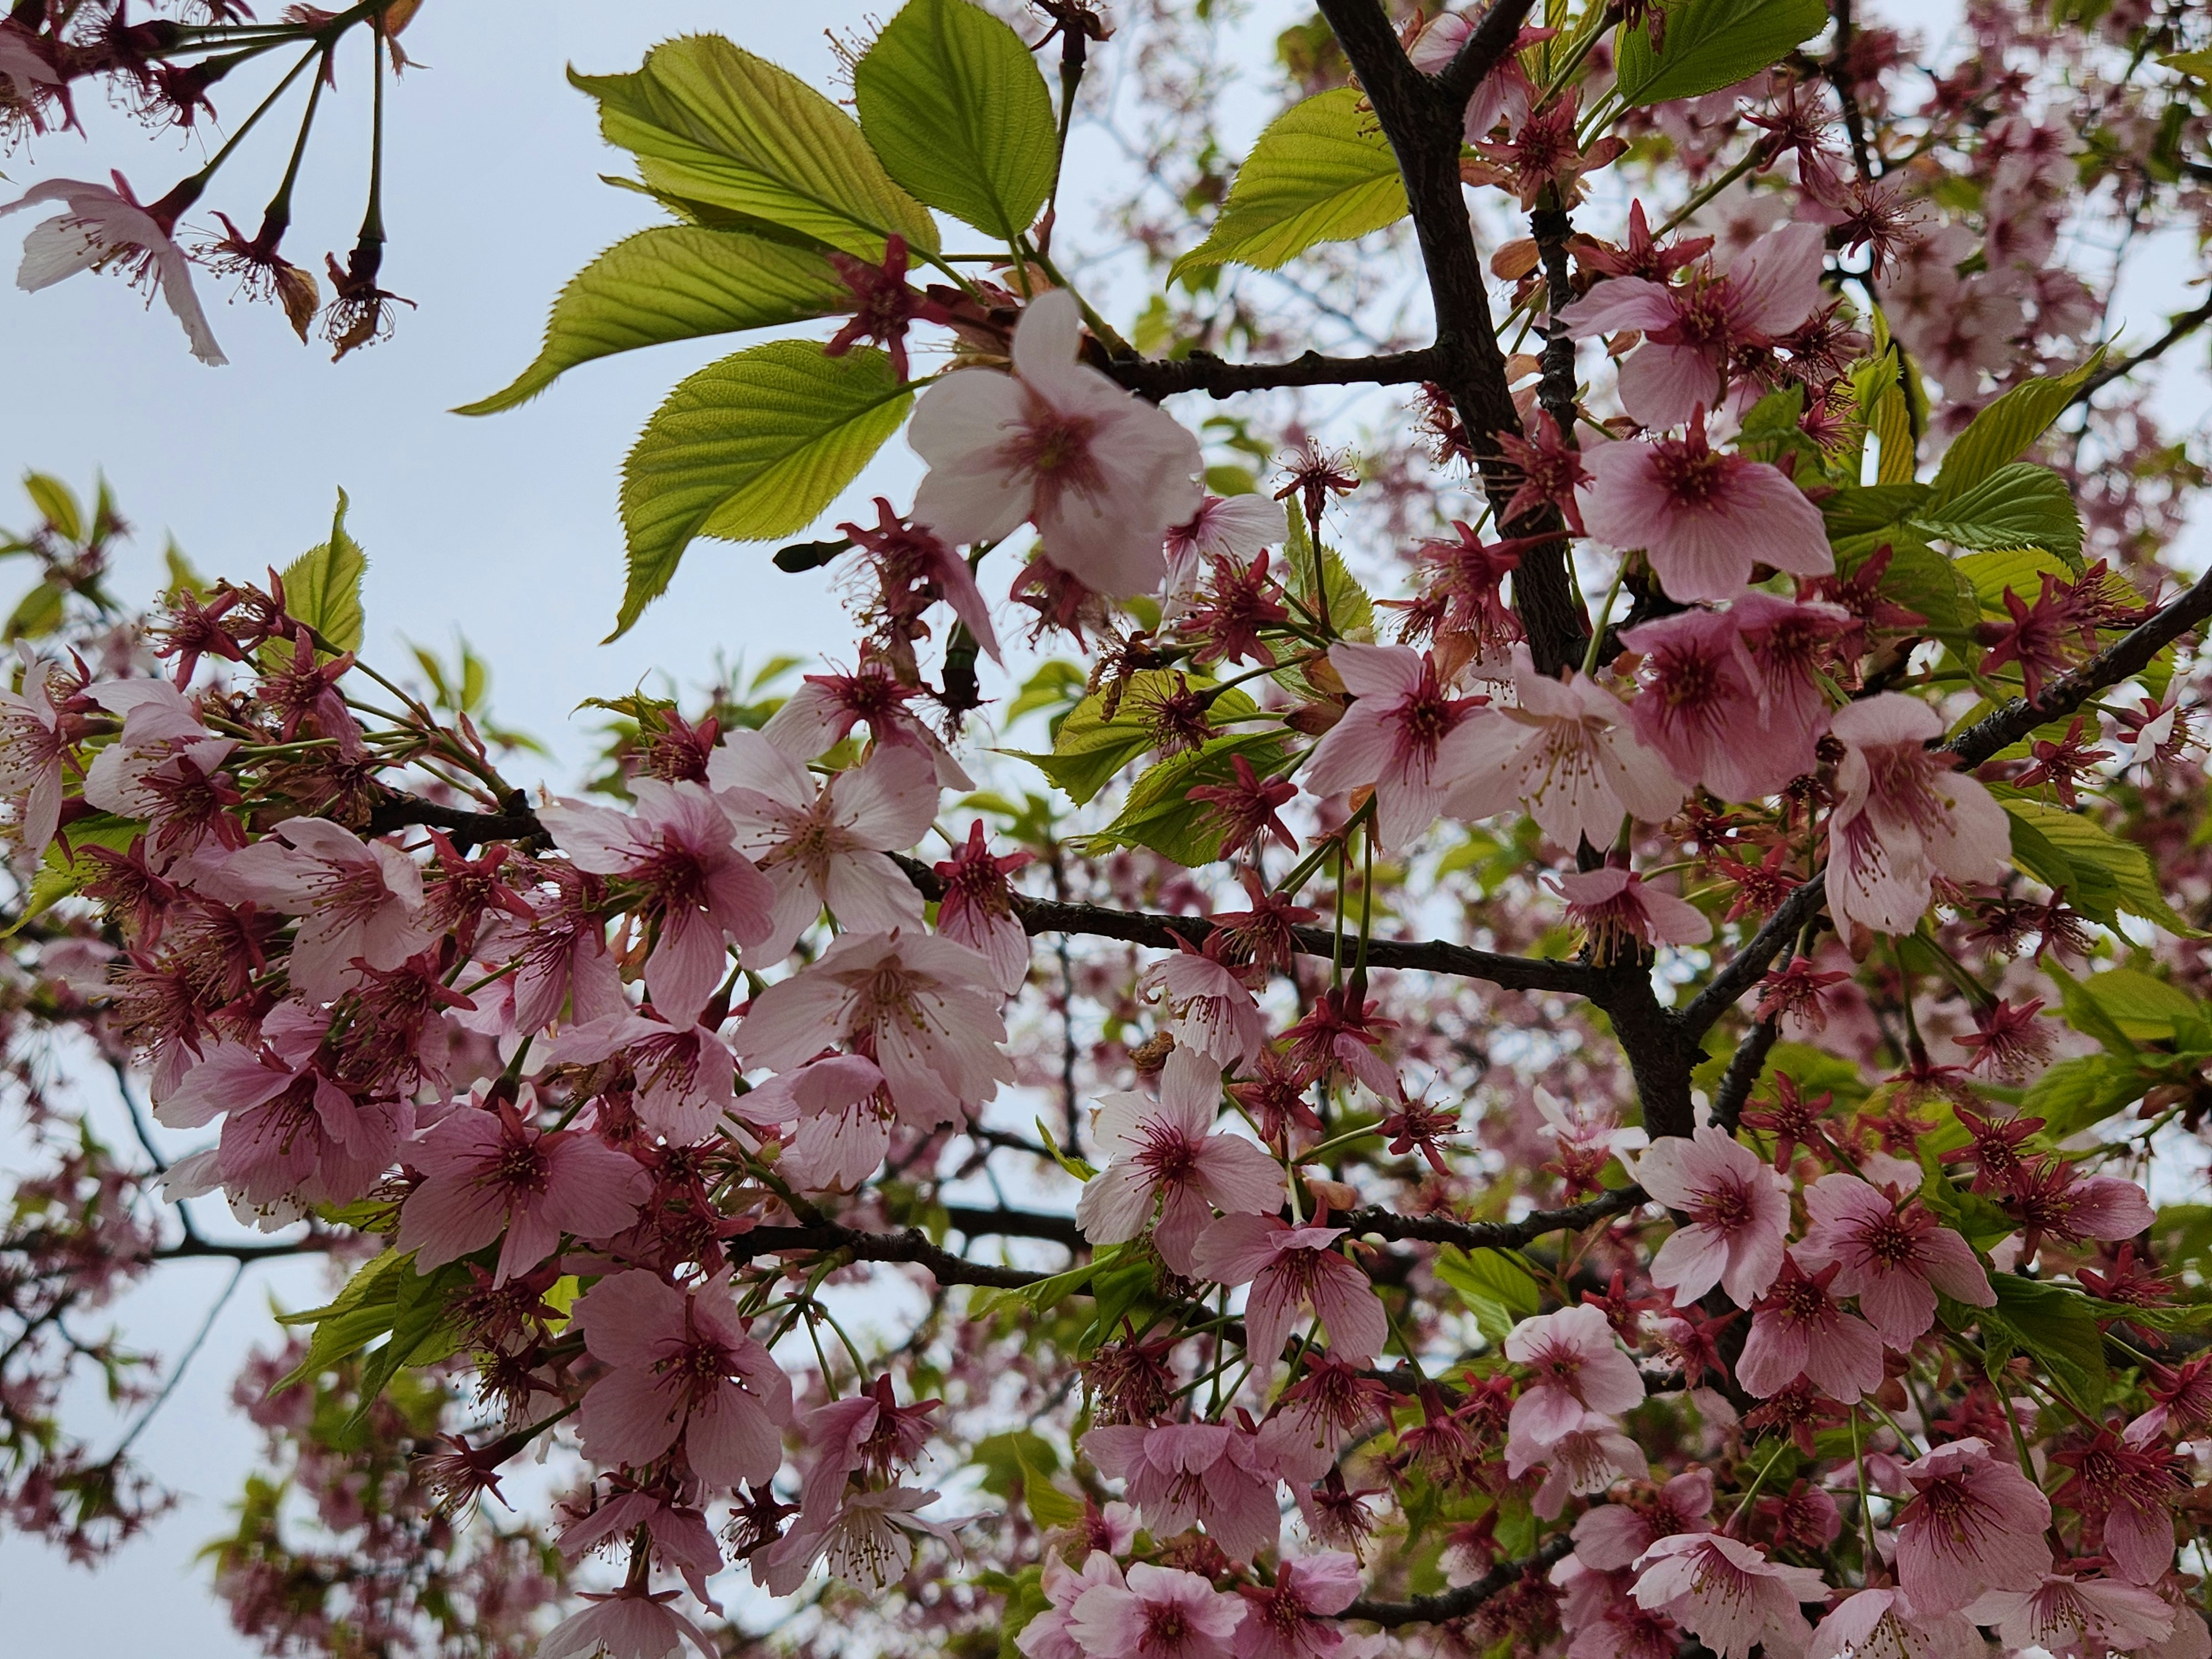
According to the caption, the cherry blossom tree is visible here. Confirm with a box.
[7,2,2212,1657]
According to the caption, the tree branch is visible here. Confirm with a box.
[1313,0,1586,673]
[895,853,1597,996]
[2073,294,2212,407]
[940,1206,1088,1250]
[1104,346,1447,402]
[1339,1184,1646,1251]
[743,1222,1052,1290]
[1345,1532,1575,1626]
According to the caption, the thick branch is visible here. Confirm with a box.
[1346,1533,1575,1626]
[1313,0,1585,673]
[743,1222,1051,1290]
[896,853,1597,996]
[1339,1184,1646,1251]
[1104,346,1446,402]
[940,1206,1088,1250]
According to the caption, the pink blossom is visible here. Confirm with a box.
[1300,643,1487,850]
[1443,645,1684,853]
[1731,592,1852,739]
[1552,1558,1683,1659]
[1233,1551,1363,1659]
[1552,867,1712,955]
[2051,1422,2184,1586]
[1806,1588,1984,1659]
[1018,1551,1128,1659]
[1571,1469,1714,1570]
[1736,1252,1885,1402]
[932,819,1032,995]
[160,1005,413,1219]
[573,1270,793,1488]
[551,1012,737,1143]
[1081,1421,1281,1562]
[1506,1407,1647,1518]
[0,648,69,860]
[1191,1213,1387,1371]
[1824,694,2011,949]
[708,734,938,963]
[1070,1561,1248,1659]
[741,1053,892,1193]
[1630,1532,1828,1659]
[1632,1125,1792,1306]
[1503,1303,1646,1443]
[1620,605,1825,800]
[1142,949,1265,1069]
[1,174,226,364]
[1257,1358,1389,1484]
[558,1490,723,1607]
[395,1089,649,1282]
[1075,1047,1285,1275]
[1579,423,1832,605]
[1794,1172,1994,1348]
[208,817,430,1002]
[735,929,1012,1130]
[539,779,775,1021]
[1558,221,1825,429]
[538,1589,717,1659]
[1892,1436,2054,1615]
[1164,493,1282,602]
[1406,10,1534,141]
[1963,1572,2177,1658]
[494,864,628,1036]
[756,1484,964,1594]
[910,289,1202,598]
[760,661,974,788]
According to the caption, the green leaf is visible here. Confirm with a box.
[1036,1117,1097,1181]
[346,1258,471,1429]
[1827,529,1975,644]
[16,812,146,931]
[1916,1173,2018,1253]
[1008,671,1257,806]
[273,1249,413,1393]
[571,35,938,260]
[1169,88,1408,280]
[853,0,1058,241]
[615,342,914,639]
[2003,797,2199,937]
[5,579,65,641]
[1927,352,2103,504]
[997,1565,1051,1659]
[456,228,849,415]
[2022,1053,2148,1139]
[1085,730,1294,868]
[1976,1274,2109,1413]
[1818,483,1931,537]
[21,472,81,542]
[279,489,369,654]
[2079,968,2204,1042]
[1434,1247,1540,1346]
[972,1430,1060,1498]
[1612,0,1830,107]
[1957,547,2081,613]
[1910,462,2083,569]
[2164,47,2212,79]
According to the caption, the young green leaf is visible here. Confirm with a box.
[279,488,369,654]
[2004,797,2199,937]
[1910,461,2084,569]
[615,342,914,639]
[853,0,1058,242]
[571,36,939,260]
[457,228,849,415]
[1612,0,1831,107]
[1926,350,2104,505]
[1085,732,1294,867]
[1169,89,1408,281]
